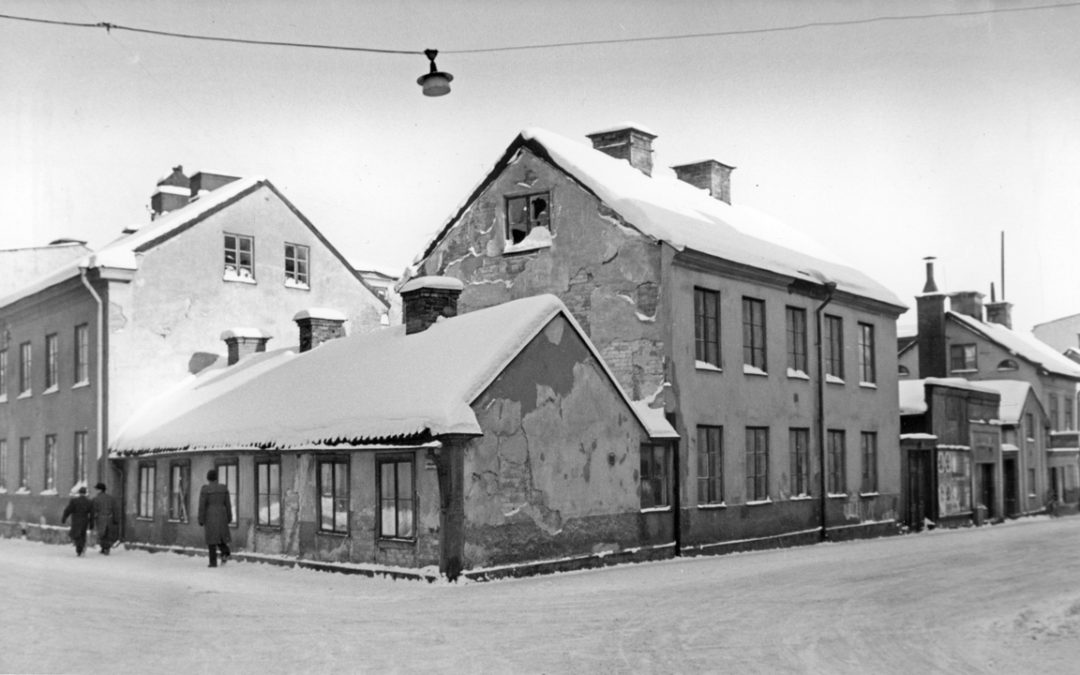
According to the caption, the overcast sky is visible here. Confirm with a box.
[3,0,1079,332]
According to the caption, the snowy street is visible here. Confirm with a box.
[3,517,1079,674]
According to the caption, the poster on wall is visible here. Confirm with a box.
[937,449,972,517]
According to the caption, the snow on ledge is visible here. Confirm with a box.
[696,360,722,372]
[743,364,768,377]
[398,275,465,294]
[787,368,810,380]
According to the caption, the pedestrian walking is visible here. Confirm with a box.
[90,482,120,555]
[198,469,232,567]
[61,487,93,556]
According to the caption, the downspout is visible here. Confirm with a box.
[79,267,105,467]
[815,281,837,542]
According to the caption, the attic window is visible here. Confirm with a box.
[284,243,310,289]
[950,344,977,372]
[224,233,255,283]
[997,358,1019,371]
[898,365,910,378]
[506,192,551,246]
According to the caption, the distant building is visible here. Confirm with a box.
[0,168,388,539]
[412,124,908,552]
[111,279,677,579]
[1033,313,1080,364]
[0,240,90,297]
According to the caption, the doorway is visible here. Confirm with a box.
[1003,458,1018,518]
[907,450,934,529]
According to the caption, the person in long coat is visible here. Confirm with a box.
[61,486,93,556]
[198,469,232,567]
[90,482,120,555]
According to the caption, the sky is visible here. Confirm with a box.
[2,0,1079,333]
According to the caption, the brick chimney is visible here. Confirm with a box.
[586,124,657,177]
[221,328,272,365]
[985,282,1012,328]
[150,166,190,219]
[671,160,735,204]
[399,276,464,335]
[949,291,984,322]
[916,257,948,378]
[292,308,347,352]
[190,171,240,197]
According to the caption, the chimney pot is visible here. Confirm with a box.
[672,160,736,204]
[399,276,464,335]
[292,308,347,352]
[586,124,657,176]
[220,327,271,365]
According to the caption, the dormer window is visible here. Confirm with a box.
[224,233,255,282]
[506,192,551,245]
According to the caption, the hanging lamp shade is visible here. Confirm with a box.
[418,49,453,96]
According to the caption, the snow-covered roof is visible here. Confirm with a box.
[949,311,1080,380]
[967,380,1035,425]
[898,377,1000,415]
[504,128,906,310]
[112,294,676,455]
[0,177,265,309]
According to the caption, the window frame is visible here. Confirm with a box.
[0,439,7,490]
[949,343,977,372]
[745,427,770,502]
[504,191,552,245]
[377,454,417,541]
[74,324,89,385]
[742,297,767,371]
[223,232,255,281]
[44,434,57,492]
[255,460,282,528]
[640,443,672,509]
[73,431,87,487]
[857,322,876,384]
[18,437,30,490]
[215,460,239,526]
[137,462,156,519]
[168,461,190,522]
[790,427,811,498]
[694,288,721,368]
[786,306,808,373]
[19,342,31,395]
[696,425,723,505]
[824,314,844,379]
[44,333,58,391]
[0,348,7,398]
[317,456,350,534]
[827,429,847,495]
[860,432,878,494]
[284,242,310,289]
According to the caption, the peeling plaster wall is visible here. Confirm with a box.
[107,187,387,437]
[462,315,655,568]
[420,150,666,401]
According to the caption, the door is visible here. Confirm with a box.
[978,463,995,521]
[1003,458,1018,517]
[907,450,934,530]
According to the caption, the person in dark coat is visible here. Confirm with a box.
[61,486,93,556]
[90,482,120,555]
[198,469,232,567]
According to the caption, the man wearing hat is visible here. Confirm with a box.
[90,482,120,555]
[61,486,93,556]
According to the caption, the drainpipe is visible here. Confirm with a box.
[79,267,105,467]
[815,281,837,542]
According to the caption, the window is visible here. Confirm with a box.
[898,365,910,378]
[790,428,811,497]
[44,334,58,390]
[696,426,723,504]
[694,288,721,367]
[827,430,846,494]
[284,243,310,289]
[137,463,155,518]
[858,323,876,384]
[73,431,87,486]
[378,456,415,539]
[640,443,672,508]
[44,435,57,492]
[996,358,1018,371]
[824,315,844,379]
[318,457,349,533]
[168,462,190,522]
[216,461,239,525]
[742,297,767,371]
[74,324,89,384]
[786,307,808,373]
[256,461,281,528]
[0,348,6,397]
[950,344,977,371]
[224,233,255,280]
[19,342,31,395]
[745,427,769,501]
[1050,395,1060,430]
[19,437,30,490]
[1066,400,1075,431]
[0,439,7,489]
[505,192,551,245]
[861,432,878,493]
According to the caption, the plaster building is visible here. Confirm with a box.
[1033,312,1080,360]
[111,280,677,580]
[897,258,1080,515]
[411,124,908,553]
[0,168,388,537]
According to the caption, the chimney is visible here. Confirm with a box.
[399,276,464,335]
[985,281,1012,329]
[949,291,984,322]
[189,171,240,198]
[672,160,736,204]
[916,257,948,378]
[292,308,347,352]
[150,165,190,219]
[586,124,657,176]
[220,328,272,365]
